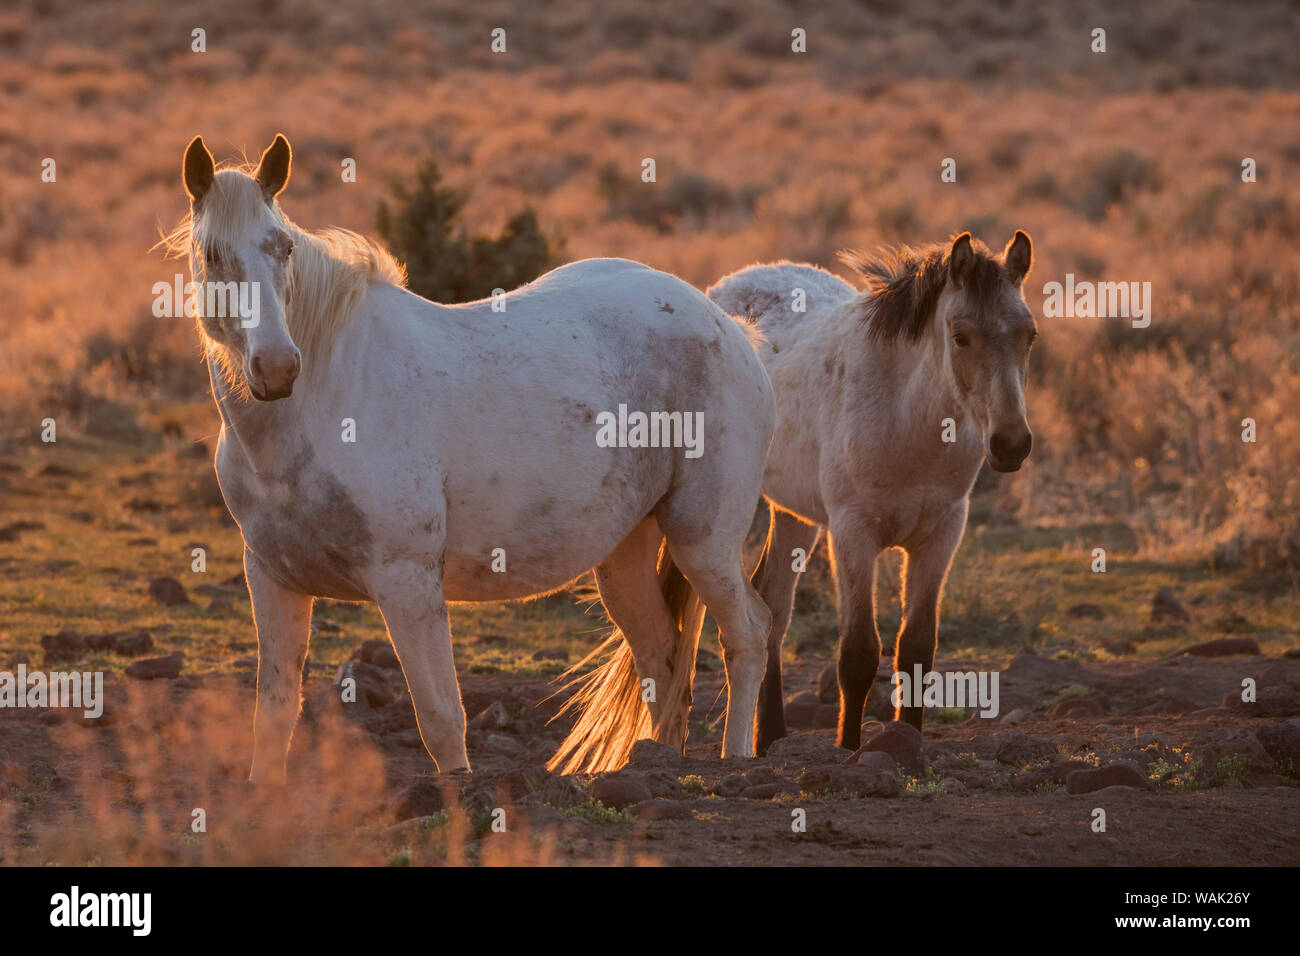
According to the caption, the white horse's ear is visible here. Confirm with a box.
[948,232,974,287]
[1003,230,1033,287]
[183,136,215,205]
[254,134,292,201]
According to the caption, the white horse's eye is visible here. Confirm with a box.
[953,331,971,348]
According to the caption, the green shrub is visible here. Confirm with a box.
[376,158,561,304]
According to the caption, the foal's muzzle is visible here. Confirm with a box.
[988,427,1032,472]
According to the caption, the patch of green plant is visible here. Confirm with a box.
[557,800,631,824]
[421,809,451,831]
[1211,754,1250,790]
[1056,683,1091,700]
[678,774,705,795]
[932,706,968,724]
[1148,755,1203,791]
[468,808,503,838]
[901,767,946,797]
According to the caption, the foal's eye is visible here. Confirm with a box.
[953,332,971,348]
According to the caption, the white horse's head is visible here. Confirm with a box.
[182,134,301,401]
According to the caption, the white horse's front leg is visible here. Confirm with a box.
[246,547,313,784]
[373,559,470,773]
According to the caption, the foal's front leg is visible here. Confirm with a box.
[373,558,470,772]
[894,510,966,730]
[247,548,313,783]
[826,510,882,750]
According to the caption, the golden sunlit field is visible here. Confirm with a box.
[1,0,1298,869]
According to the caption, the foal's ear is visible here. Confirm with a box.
[1003,230,1033,287]
[254,133,292,201]
[948,232,975,287]
[183,136,216,205]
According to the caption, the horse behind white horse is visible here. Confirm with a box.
[165,134,774,779]
[708,231,1036,753]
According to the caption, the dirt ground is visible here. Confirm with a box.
[3,638,1297,866]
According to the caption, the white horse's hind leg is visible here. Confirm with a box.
[594,518,679,736]
[246,548,313,783]
[665,537,771,760]
[374,559,470,772]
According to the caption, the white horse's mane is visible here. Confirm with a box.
[160,165,406,373]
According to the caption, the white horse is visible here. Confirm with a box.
[166,134,774,779]
[707,232,1036,752]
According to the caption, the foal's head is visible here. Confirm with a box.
[846,231,1037,472]
[180,134,301,401]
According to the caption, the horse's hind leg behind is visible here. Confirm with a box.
[547,517,703,775]
[752,506,822,754]
[594,517,683,738]
[656,494,772,761]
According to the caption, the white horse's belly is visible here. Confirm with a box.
[439,439,676,601]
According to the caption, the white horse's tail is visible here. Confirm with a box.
[547,540,705,775]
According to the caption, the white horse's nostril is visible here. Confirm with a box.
[250,350,299,387]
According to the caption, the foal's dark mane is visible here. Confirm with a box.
[838,237,1011,344]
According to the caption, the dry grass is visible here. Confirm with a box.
[9,680,637,866]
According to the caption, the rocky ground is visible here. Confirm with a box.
[3,437,1298,865]
[3,627,1297,865]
